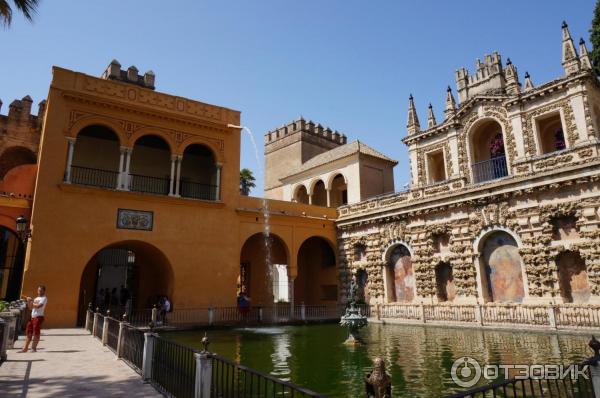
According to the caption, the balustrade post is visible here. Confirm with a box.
[151,305,158,325]
[547,306,557,329]
[142,332,157,381]
[194,351,212,398]
[420,302,426,324]
[475,304,484,326]
[102,312,109,345]
[258,306,263,322]
[92,308,99,337]
[116,318,125,358]
[84,303,92,332]
[208,307,214,325]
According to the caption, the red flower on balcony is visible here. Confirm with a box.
[489,133,505,158]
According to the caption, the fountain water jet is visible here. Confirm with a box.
[229,124,274,300]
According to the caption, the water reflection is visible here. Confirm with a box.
[163,323,591,398]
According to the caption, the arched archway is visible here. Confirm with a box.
[239,233,289,305]
[356,268,369,304]
[311,180,327,207]
[469,119,508,183]
[383,243,414,302]
[130,135,172,195]
[435,262,454,302]
[477,230,525,303]
[77,241,174,324]
[329,174,348,207]
[180,144,218,200]
[0,227,25,301]
[556,251,590,303]
[293,185,309,204]
[0,146,36,179]
[72,125,121,188]
[295,237,337,305]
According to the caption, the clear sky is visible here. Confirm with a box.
[0,1,595,195]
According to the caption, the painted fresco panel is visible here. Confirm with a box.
[557,251,590,303]
[482,232,525,303]
[435,262,455,301]
[390,245,414,302]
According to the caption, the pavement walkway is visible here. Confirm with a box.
[0,328,162,397]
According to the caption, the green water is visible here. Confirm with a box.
[162,323,592,397]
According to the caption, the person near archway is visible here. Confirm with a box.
[237,291,251,318]
[21,285,47,353]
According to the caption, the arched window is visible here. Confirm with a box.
[329,174,348,207]
[536,112,566,154]
[180,144,218,200]
[71,125,121,188]
[129,135,171,195]
[311,180,327,207]
[470,120,508,183]
[294,185,309,204]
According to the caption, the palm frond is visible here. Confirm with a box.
[12,0,39,21]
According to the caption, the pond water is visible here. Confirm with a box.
[162,323,592,397]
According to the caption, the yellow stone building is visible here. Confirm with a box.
[21,61,338,327]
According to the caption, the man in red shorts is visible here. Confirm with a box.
[21,285,47,353]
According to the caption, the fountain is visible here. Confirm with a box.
[340,274,368,344]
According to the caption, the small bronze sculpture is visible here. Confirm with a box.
[365,357,391,398]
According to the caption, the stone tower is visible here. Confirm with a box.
[264,117,347,199]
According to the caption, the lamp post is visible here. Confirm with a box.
[15,215,31,243]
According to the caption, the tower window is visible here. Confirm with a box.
[536,112,566,154]
[426,150,446,184]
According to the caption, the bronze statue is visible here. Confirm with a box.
[365,357,391,398]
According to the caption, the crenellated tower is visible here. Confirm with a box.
[264,117,347,199]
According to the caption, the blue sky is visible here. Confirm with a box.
[0,1,595,195]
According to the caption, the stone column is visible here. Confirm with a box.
[122,148,132,191]
[215,163,222,201]
[169,155,177,196]
[117,146,127,189]
[64,137,76,183]
[308,194,313,205]
[174,155,182,197]
[326,189,331,207]
[288,277,295,318]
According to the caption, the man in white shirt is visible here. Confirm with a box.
[21,285,48,353]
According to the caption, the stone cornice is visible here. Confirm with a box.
[336,159,600,228]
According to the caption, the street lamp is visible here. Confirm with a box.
[15,215,31,243]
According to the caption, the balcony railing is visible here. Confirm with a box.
[68,166,219,201]
[180,180,218,201]
[70,166,119,189]
[471,155,508,183]
[128,174,170,196]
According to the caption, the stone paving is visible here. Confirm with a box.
[0,328,162,397]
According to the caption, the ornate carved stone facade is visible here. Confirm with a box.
[337,23,600,306]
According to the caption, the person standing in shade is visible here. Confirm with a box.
[21,285,48,353]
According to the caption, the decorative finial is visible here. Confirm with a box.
[122,313,128,322]
[96,307,100,312]
[580,38,586,45]
[447,85,452,92]
[88,302,92,309]
[201,332,210,352]
[106,309,111,316]
[562,20,568,29]
[506,57,512,66]
[427,103,437,128]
